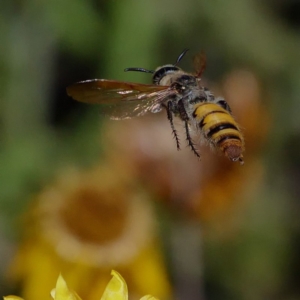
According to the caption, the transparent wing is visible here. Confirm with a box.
[66,79,177,119]
[97,93,168,119]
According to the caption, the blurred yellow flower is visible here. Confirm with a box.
[9,164,171,300]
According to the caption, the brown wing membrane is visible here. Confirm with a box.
[193,51,206,78]
[66,79,177,120]
[66,79,168,104]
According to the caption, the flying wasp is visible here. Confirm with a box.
[67,49,245,164]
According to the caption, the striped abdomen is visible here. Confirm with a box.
[193,103,245,164]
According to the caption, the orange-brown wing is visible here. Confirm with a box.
[66,79,176,119]
[193,51,206,78]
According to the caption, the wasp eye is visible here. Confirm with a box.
[180,75,191,81]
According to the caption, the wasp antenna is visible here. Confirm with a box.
[124,67,154,74]
[174,48,189,66]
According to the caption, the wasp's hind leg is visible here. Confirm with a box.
[177,100,200,158]
[165,101,180,150]
[184,120,200,158]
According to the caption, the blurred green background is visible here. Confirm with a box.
[1,0,300,299]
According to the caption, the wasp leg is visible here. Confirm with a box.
[178,100,200,158]
[184,120,200,158]
[166,101,180,150]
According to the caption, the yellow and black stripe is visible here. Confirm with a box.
[193,103,245,164]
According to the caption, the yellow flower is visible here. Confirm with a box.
[51,274,81,300]
[4,297,23,300]
[50,271,158,300]
[9,165,171,300]
[97,270,128,300]
[5,271,159,300]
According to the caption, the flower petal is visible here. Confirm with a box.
[100,270,128,300]
[4,297,24,300]
[51,274,81,300]
[140,295,159,300]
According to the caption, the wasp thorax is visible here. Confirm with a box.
[152,65,181,85]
